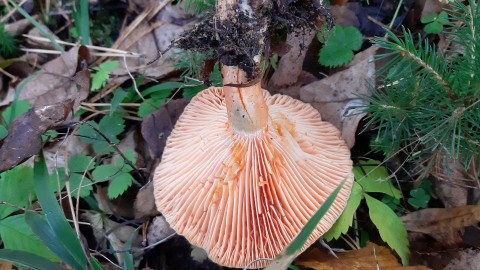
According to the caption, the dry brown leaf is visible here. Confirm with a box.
[141,99,189,160]
[402,205,480,247]
[134,181,160,219]
[420,0,446,19]
[19,46,90,109]
[26,22,61,51]
[110,3,194,85]
[147,215,175,245]
[331,4,360,28]
[430,155,471,207]
[5,18,33,36]
[0,100,74,172]
[295,242,431,270]
[299,46,376,148]
[267,27,316,99]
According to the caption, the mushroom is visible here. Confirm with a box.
[153,65,353,268]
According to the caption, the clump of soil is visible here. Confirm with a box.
[174,0,332,79]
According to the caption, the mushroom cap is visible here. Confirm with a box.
[153,87,353,268]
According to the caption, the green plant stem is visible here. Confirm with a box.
[74,0,90,45]
[388,0,403,29]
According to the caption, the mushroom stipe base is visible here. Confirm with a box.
[153,87,353,268]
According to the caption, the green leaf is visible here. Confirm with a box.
[408,188,430,209]
[68,155,95,173]
[141,82,181,97]
[115,149,136,172]
[99,114,125,137]
[69,174,93,198]
[110,88,128,115]
[319,45,354,67]
[25,211,84,270]
[436,11,449,25]
[1,100,31,126]
[421,13,437,24]
[323,182,362,241]
[138,98,164,118]
[0,125,7,139]
[33,152,87,269]
[78,121,100,145]
[318,26,363,67]
[365,194,409,265]
[108,173,133,199]
[424,22,443,34]
[265,179,346,270]
[354,159,402,199]
[269,54,279,70]
[381,194,401,211]
[78,116,124,154]
[41,130,58,142]
[0,249,65,270]
[0,214,58,261]
[49,168,66,194]
[183,84,207,99]
[92,164,121,182]
[0,166,34,220]
[91,61,119,91]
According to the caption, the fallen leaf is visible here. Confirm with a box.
[109,3,193,85]
[5,18,33,36]
[401,205,480,247]
[445,249,480,270]
[134,181,160,219]
[299,46,376,148]
[331,4,360,28]
[267,27,316,99]
[19,46,90,109]
[141,99,189,160]
[147,216,175,246]
[26,22,62,51]
[428,154,471,207]
[295,242,431,269]
[0,100,74,172]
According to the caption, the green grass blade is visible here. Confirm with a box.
[33,152,87,269]
[25,211,84,270]
[74,0,90,45]
[0,249,65,270]
[7,0,64,53]
[265,178,347,270]
[123,231,135,270]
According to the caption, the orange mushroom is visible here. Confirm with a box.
[153,65,353,268]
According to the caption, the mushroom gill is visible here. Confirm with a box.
[153,84,353,268]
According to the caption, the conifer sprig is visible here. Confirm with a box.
[365,0,480,170]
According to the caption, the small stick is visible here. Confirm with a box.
[23,34,142,56]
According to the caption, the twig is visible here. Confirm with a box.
[23,34,142,56]
[82,102,141,107]
[90,249,123,269]
[0,0,27,22]
[0,66,16,80]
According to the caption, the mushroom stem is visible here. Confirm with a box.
[222,65,268,133]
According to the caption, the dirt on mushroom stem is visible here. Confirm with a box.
[173,0,332,81]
